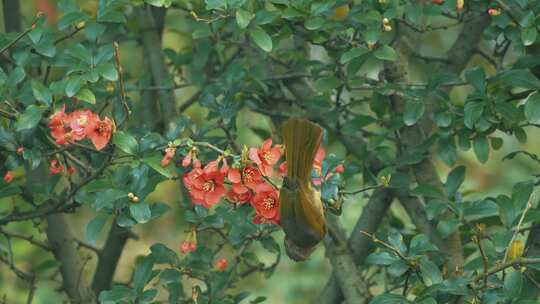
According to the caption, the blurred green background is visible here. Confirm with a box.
[1,1,540,303]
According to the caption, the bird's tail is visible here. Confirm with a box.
[281,118,322,184]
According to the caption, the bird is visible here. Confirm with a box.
[279,118,327,261]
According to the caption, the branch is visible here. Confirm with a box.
[318,188,394,304]
[0,228,51,251]
[322,215,369,304]
[472,258,540,283]
[45,212,95,303]
[92,221,131,295]
[135,5,178,129]
[0,12,42,55]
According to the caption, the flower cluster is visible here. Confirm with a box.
[48,105,114,150]
[177,138,334,226]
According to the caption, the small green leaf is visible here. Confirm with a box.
[249,27,272,52]
[524,91,540,124]
[16,105,43,131]
[366,252,398,265]
[96,63,118,81]
[133,255,155,293]
[314,76,341,92]
[403,101,424,126]
[521,27,537,46]
[473,136,489,163]
[65,76,84,97]
[236,9,254,29]
[340,47,369,64]
[130,202,152,223]
[31,80,52,105]
[465,67,486,92]
[373,45,397,61]
[75,88,96,104]
[445,166,465,196]
[504,271,523,299]
[113,131,139,155]
[304,17,325,30]
[419,256,443,286]
[150,243,179,265]
[86,213,108,245]
[143,155,176,178]
[369,294,409,304]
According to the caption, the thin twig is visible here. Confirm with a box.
[113,41,131,122]
[340,185,381,195]
[0,12,43,55]
[503,200,533,264]
[0,228,51,251]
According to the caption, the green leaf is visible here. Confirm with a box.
[65,76,84,97]
[403,101,424,126]
[249,27,272,52]
[438,135,457,166]
[373,45,397,61]
[465,67,486,92]
[437,218,460,238]
[144,0,172,7]
[366,252,398,265]
[236,9,254,29]
[419,256,443,286]
[130,202,152,223]
[504,271,523,299]
[340,47,369,64]
[86,213,108,245]
[369,294,409,304]
[31,80,52,105]
[473,136,489,163]
[314,76,341,93]
[150,243,179,265]
[521,27,537,46]
[492,69,540,89]
[464,102,484,129]
[96,63,118,81]
[15,105,43,131]
[409,234,438,254]
[496,194,516,228]
[143,155,176,178]
[491,137,503,150]
[113,131,139,155]
[445,166,465,196]
[133,255,155,293]
[524,91,540,124]
[94,189,127,210]
[412,183,444,199]
[304,17,325,30]
[75,88,96,104]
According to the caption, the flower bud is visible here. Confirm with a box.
[215,258,228,271]
[132,196,140,203]
[128,192,135,199]
[3,171,13,183]
[488,8,501,16]
[16,147,24,155]
[335,164,344,174]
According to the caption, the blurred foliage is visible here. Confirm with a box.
[1,0,540,304]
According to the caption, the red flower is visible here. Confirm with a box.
[183,161,227,208]
[431,0,444,4]
[3,171,13,183]
[49,160,64,175]
[68,110,95,141]
[48,105,72,145]
[67,166,76,175]
[249,138,282,177]
[86,116,114,151]
[161,147,176,167]
[250,183,280,224]
[335,164,344,174]
[215,258,228,271]
[226,168,252,204]
[241,165,264,190]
